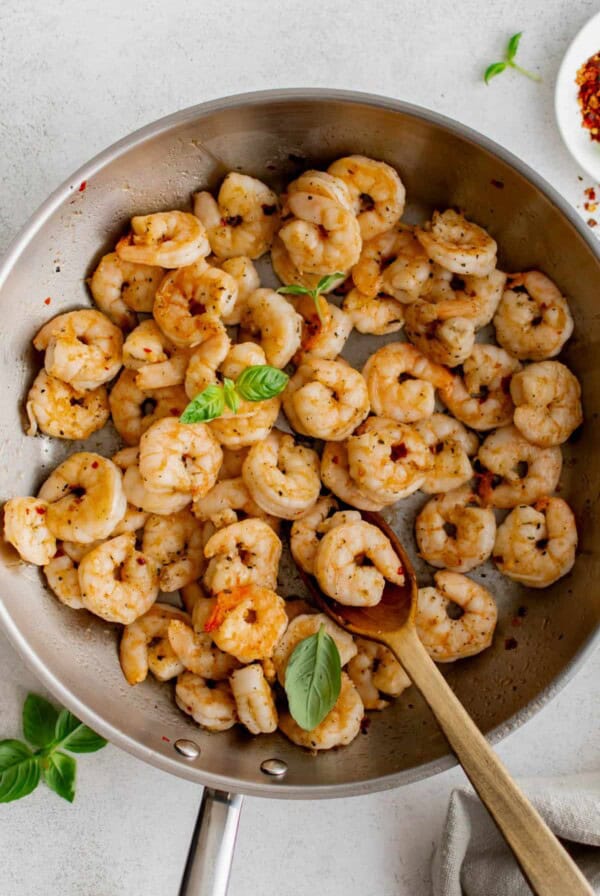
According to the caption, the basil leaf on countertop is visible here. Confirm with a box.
[284,624,342,731]
[22,693,59,748]
[54,709,108,753]
[42,751,76,803]
[0,740,40,803]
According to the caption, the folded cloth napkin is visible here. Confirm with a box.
[432,773,600,895]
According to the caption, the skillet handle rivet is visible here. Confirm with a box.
[174,738,200,759]
[261,758,288,776]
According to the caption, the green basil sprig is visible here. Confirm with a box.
[284,624,342,731]
[180,364,289,425]
[484,32,541,84]
[277,272,346,325]
[0,693,107,803]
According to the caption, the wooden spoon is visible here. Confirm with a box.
[299,510,594,896]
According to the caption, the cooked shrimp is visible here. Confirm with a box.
[184,325,231,399]
[292,295,353,361]
[271,235,342,291]
[362,342,453,423]
[109,369,187,445]
[175,671,237,731]
[230,664,278,735]
[26,370,109,440]
[142,509,208,591]
[347,638,410,709]
[282,357,370,441]
[347,417,432,504]
[320,440,385,512]
[439,344,521,431]
[279,171,362,275]
[89,252,163,328]
[476,424,562,508]
[272,613,357,685]
[213,256,260,325]
[193,477,279,531]
[415,485,496,572]
[342,289,405,336]
[138,417,222,498]
[43,549,85,609]
[422,267,507,330]
[328,155,406,241]
[122,320,191,390]
[352,226,430,300]
[404,298,477,367]
[416,571,497,662]
[3,497,57,565]
[38,452,126,543]
[290,496,361,575]
[34,309,123,391]
[119,602,190,684]
[167,598,239,679]
[511,361,583,447]
[203,518,282,594]
[115,448,192,515]
[208,584,288,663]
[240,288,302,368]
[116,210,210,268]
[193,173,279,259]
[78,533,159,623]
[208,395,281,449]
[493,497,577,588]
[314,520,405,606]
[415,210,497,277]
[415,414,479,493]
[241,430,321,520]
[279,672,363,750]
[153,259,237,348]
[493,272,574,360]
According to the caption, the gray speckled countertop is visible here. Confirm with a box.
[0,0,598,893]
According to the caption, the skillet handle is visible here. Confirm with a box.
[179,788,244,896]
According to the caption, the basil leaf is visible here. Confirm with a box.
[0,740,40,803]
[223,377,240,414]
[276,284,310,296]
[284,625,341,730]
[180,384,225,423]
[54,709,107,753]
[235,365,289,402]
[42,751,76,803]
[484,61,507,84]
[316,272,346,294]
[506,31,522,62]
[22,693,59,748]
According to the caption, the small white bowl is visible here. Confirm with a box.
[556,10,600,179]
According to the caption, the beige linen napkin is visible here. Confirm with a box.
[432,773,600,895]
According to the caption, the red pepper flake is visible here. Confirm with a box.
[390,442,408,461]
[161,735,171,743]
[490,178,504,189]
[577,54,600,142]
[504,637,518,650]
[91,460,99,469]
[588,217,598,228]
[331,455,339,465]
[511,616,523,627]
[143,347,152,353]
[585,186,596,200]
[397,566,404,577]
[44,297,51,305]
[136,557,146,566]
[78,180,87,192]
[35,505,47,515]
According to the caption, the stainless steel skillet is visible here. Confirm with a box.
[0,89,599,894]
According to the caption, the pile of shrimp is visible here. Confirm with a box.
[3,156,582,752]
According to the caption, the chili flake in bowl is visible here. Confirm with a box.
[576,52,600,142]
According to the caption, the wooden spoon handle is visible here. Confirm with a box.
[383,627,594,896]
